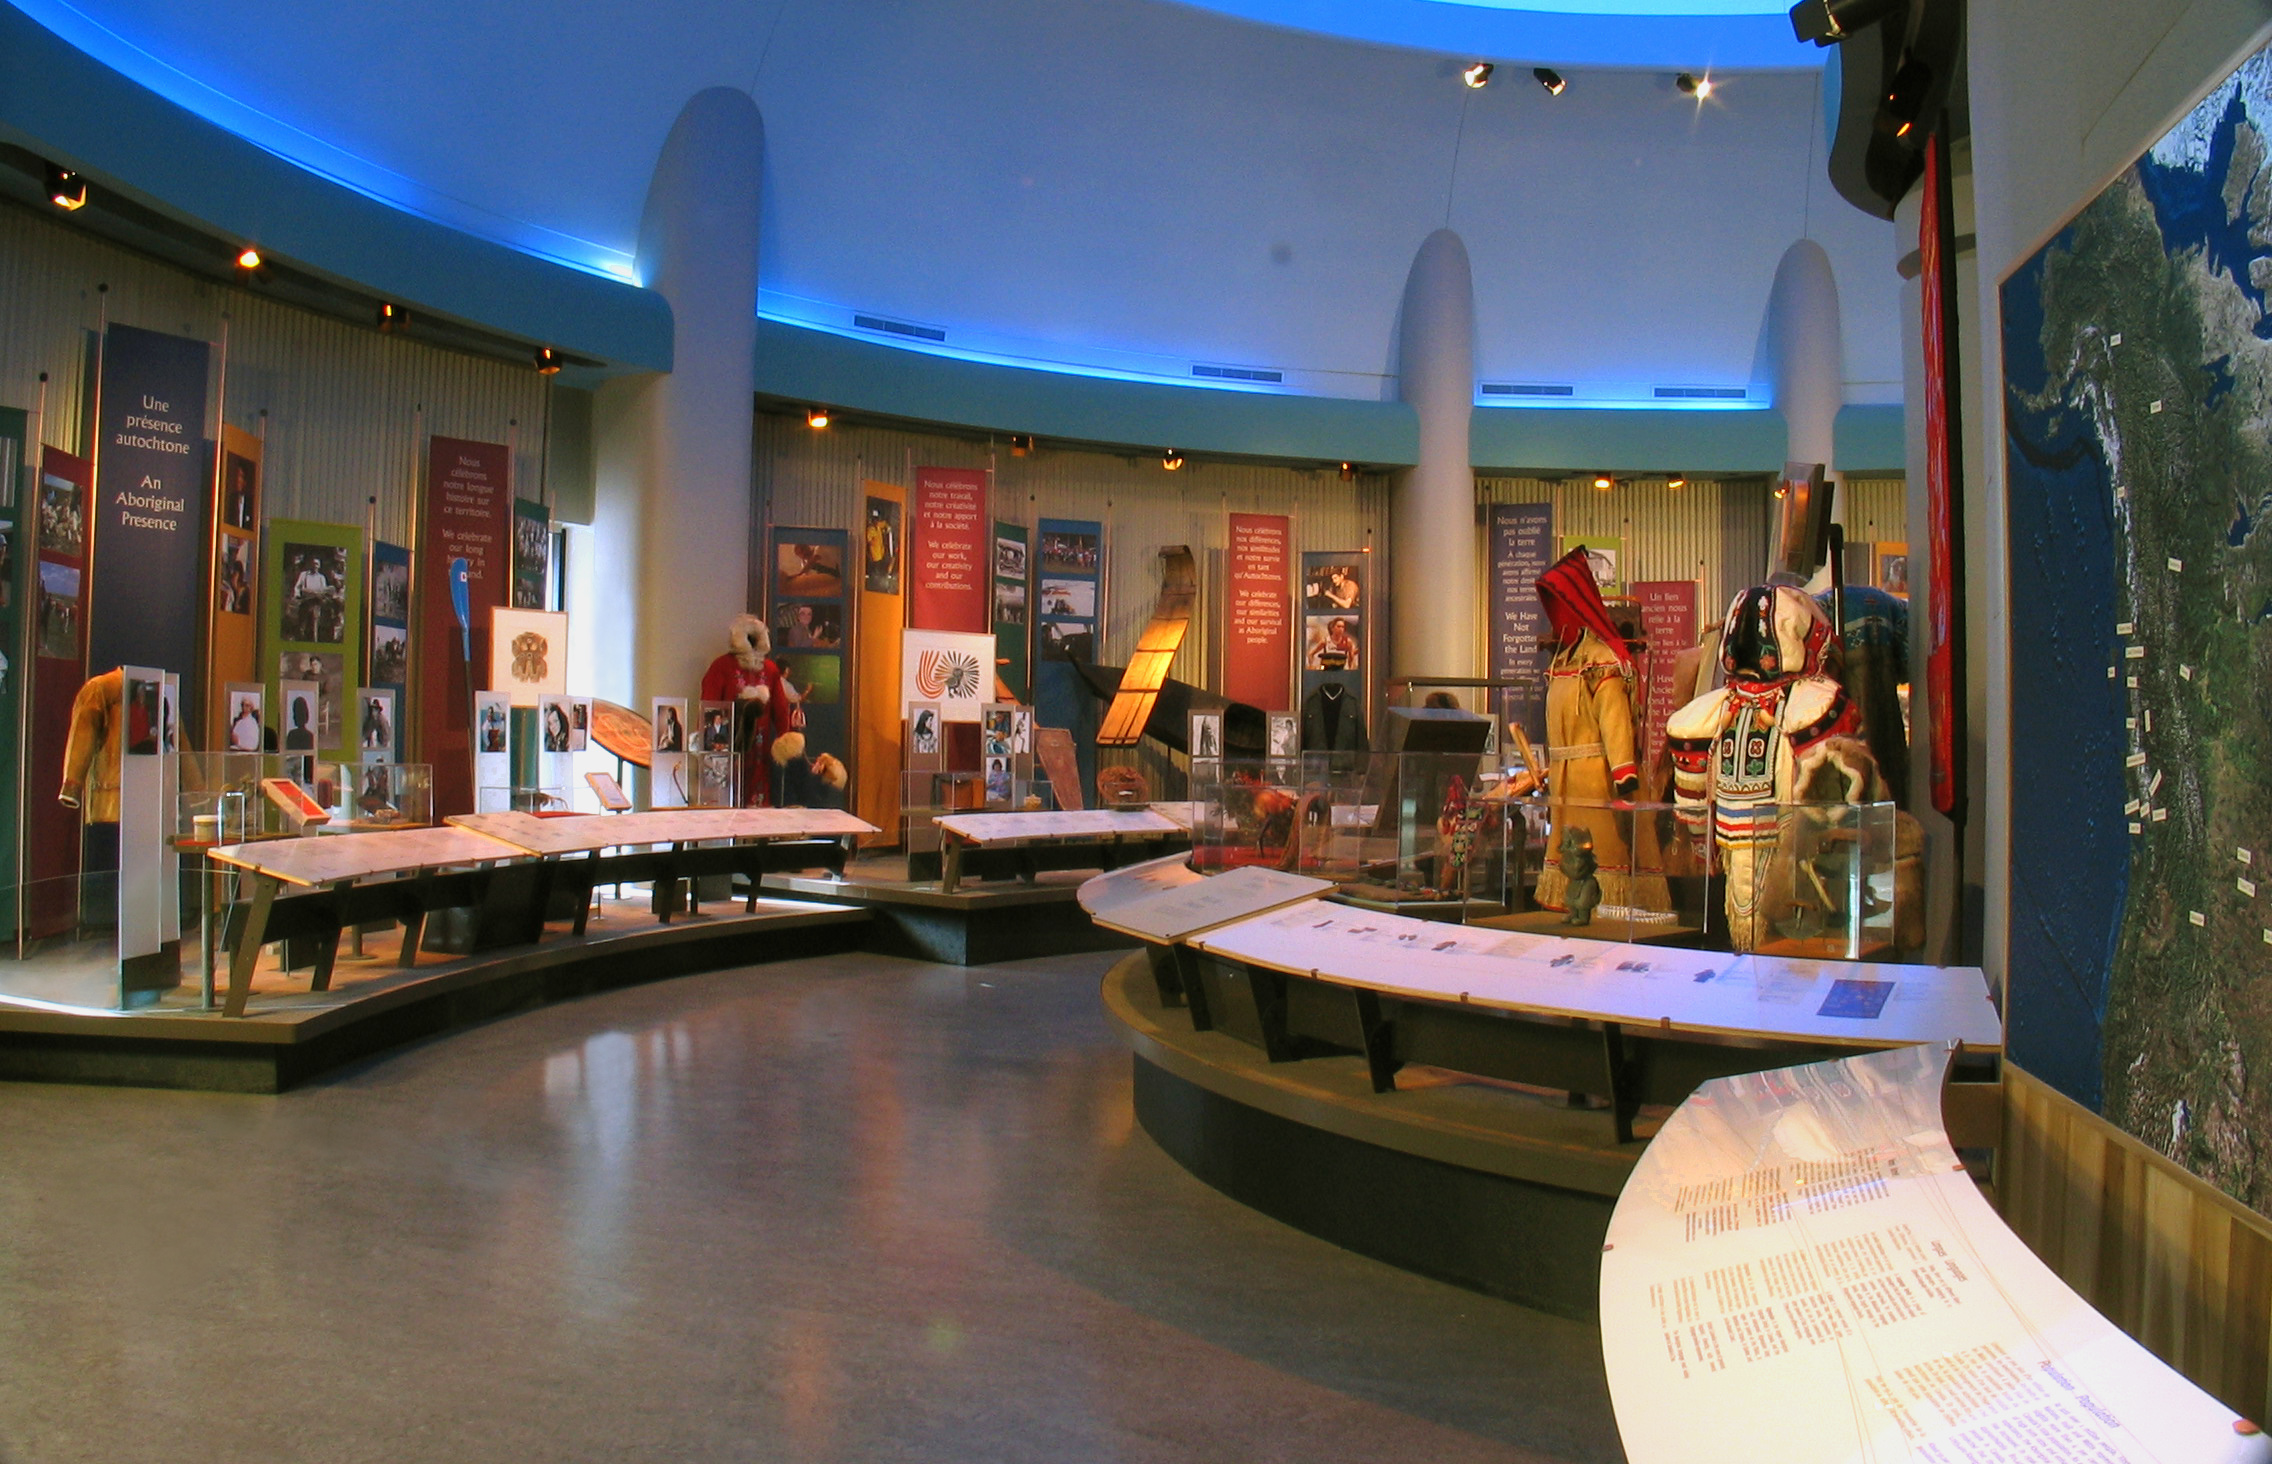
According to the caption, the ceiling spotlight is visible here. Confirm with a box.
[1463,62,1494,89]
[44,164,86,211]
[1667,475,1689,490]
[535,346,562,376]
[1008,434,1034,457]
[806,406,830,429]
[1592,474,1614,491]
[1162,450,1185,471]
[1772,481,1790,500]
[1677,72,1714,99]
[1534,67,1566,96]
[1339,461,1355,481]
[376,301,407,332]
[235,247,263,271]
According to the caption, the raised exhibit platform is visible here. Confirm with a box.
[0,895,870,1092]
[764,859,1141,965]
[1103,948,1636,1319]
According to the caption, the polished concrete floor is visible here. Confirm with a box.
[0,950,1624,1464]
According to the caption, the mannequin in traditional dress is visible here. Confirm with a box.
[699,614,797,807]
[1530,550,1668,915]
[1665,585,1886,950]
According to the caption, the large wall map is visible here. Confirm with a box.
[2005,43,2272,1211]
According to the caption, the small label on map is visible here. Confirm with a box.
[2130,822,2144,835]
[2125,646,2145,659]
[2144,710,2153,731]
[1818,980,1894,1020]
[2169,557,2185,572]
[2111,332,2123,345]
[2153,808,2169,822]
[2148,770,2163,796]
[2108,666,2118,679]
[2179,665,2193,680]
[2125,753,2147,767]
[2240,878,2257,898]
[2125,800,2141,815]
[2240,848,2253,865]
[2117,621,2135,634]
[2150,400,2164,413]
[2127,676,2139,688]
[2263,929,2270,945]
[2190,911,2206,926]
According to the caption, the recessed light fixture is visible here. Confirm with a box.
[806,406,830,429]
[376,302,407,332]
[1162,450,1185,471]
[1592,474,1614,491]
[1463,62,1494,89]
[1534,67,1566,96]
[45,164,86,211]
[235,247,263,271]
[1676,72,1715,99]
[1339,461,1355,481]
[1667,475,1689,490]
[534,347,562,375]
[1009,434,1034,457]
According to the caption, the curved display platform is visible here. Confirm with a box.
[0,901,869,1093]
[1104,949,1633,1319]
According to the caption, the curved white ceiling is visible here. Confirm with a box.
[14,0,1896,406]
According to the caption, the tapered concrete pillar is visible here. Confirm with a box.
[1764,239,1846,527]
[583,88,762,712]
[1391,229,1479,682]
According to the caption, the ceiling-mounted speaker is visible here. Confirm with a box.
[1796,0,1963,219]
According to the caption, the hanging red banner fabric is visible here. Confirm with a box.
[417,436,510,816]
[1224,512,1292,711]
[909,467,989,633]
[1921,136,1963,819]
[1631,579,1697,778]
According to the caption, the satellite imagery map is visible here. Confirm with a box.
[2005,43,2272,1207]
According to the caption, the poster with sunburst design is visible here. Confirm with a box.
[901,629,995,723]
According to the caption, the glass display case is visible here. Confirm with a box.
[1186,752,1918,962]
[321,763,435,828]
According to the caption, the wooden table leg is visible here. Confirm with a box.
[223,875,278,1019]
[941,840,964,894]
[397,908,426,967]
[309,927,342,992]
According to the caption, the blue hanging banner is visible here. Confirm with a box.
[1033,517,1103,803]
[89,324,211,695]
[1488,501,1555,744]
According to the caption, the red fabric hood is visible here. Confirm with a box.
[1536,548,1632,667]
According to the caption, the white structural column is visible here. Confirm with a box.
[1390,228,1479,683]
[1764,238,1846,527]
[587,88,763,716]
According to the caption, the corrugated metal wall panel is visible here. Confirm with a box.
[0,201,551,542]
[1476,474,1774,639]
[1842,474,1909,550]
[755,410,1391,693]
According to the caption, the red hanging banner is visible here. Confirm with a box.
[909,467,989,633]
[1921,134,1966,821]
[1224,512,1292,711]
[417,436,511,816]
[1630,579,1698,780]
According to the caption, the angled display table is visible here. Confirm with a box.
[1603,1043,2268,1464]
[1181,898,2001,1142]
[931,808,1191,893]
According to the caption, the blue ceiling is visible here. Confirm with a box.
[1161,0,1815,70]
[7,0,1890,411]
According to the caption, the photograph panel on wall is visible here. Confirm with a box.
[1304,560,1363,612]
[371,624,409,686]
[650,697,687,755]
[995,534,1027,579]
[1188,711,1223,761]
[773,599,844,650]
[907,701,942,757]
[1268,712,1299,759]
[1874,542,1910,598]
[900,629,994,723]
[1039,528,1099,576]
[569,696,592,752]
[778,652,841,706]
[36,560,79,659]
[775,539,844,599]
[1037,619,1094,664]
[357,688,397,763]
[697,700,734,754]
[281,541,350,644]
[277,652,343,747]
[1556,535,1624,597]
[123,673,161,756]
[224,682,264,752]
[488,608,568,707]
[38,475,82,556]
[993,578,1027,625]
[1036,579,1095,619]
[371,545,411,624]
[512,498,551,610]
[221,448,257,532]
[1302,613,1362,671]
[864,496,902,594]
[278,679,320,753]
[539,694,576,754]
[982,703,1015,757]
[215,535,254,616]
[476,692,510,756]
